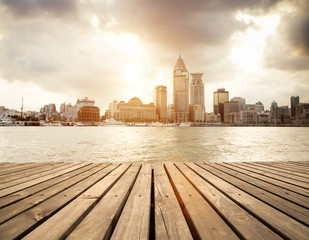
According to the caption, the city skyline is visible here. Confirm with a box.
[0,0,309,112]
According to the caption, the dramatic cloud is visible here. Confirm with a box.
[0,0,308,112]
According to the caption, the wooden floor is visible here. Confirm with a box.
[0,161,308,240]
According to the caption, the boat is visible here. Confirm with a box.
[179,122,191,127]
[104,118,125,126]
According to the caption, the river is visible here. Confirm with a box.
[0,126,308,163]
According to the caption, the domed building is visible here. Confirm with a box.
[114,97,157,122]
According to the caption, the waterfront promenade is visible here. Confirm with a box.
[0,161,308,239]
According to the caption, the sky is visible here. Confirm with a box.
[0,0,308,113]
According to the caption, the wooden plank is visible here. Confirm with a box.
[269,162,309,174]
[0,162,91,198]
[204,163,309,226]
[165,163,239,240]
[23,164,137,240]
[252,162,309,181]
[0,163,34,173]
[0,163,103,224]
[235,162,309,189]
[66,164,141,240]
[215,163,309,209]
[111,164,152,239]
[175,163,282,240]
[246,162,309,183]
[152,164,193,240]
[0,163,122,240]
[189,162,309,240]
[226,163,309,196]
[0,162,74,188]
[0,163,45,176]
[0,163,98,208]
[0,162,68,184]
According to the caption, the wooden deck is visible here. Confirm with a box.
[0,161,308,239]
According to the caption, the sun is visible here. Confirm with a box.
[123,62,142,80]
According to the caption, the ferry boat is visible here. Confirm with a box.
[179,122,191,127]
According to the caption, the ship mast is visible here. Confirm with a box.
[21,97,23,119]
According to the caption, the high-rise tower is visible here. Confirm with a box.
[156,85,167,122]
[214,88,229,122]
[173,55,189,123]
[190,73,205,108]
[291,96,299,117]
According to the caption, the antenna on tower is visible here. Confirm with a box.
[21,97,24,119]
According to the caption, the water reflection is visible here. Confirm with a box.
[0,127,308,163]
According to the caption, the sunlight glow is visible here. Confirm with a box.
[91,16,99,28]
[229,13,280,67]
[123,62,142,80]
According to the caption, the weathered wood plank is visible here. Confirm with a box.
[0,164,121,240]
[226,163,309,196]
[23,163,135,240]
[176,163,282,240]
[0,163,46,176]
[245,162,309,183]
[204,163,309,226]
[111,164,152,239]
[153,164,193,240]
[216,163,309,209]
[66,164,141,240]
[165,163,239,240]
[0,163,34,173]
[0,163,104,223]
[0,162,76,188]
[232,162,309,189]
[191,162,309,240]
[251,162,309,181]
[270,162,309,174]
[0,163,98,208]
[0,163,91,198]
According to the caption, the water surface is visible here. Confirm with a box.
[0,127,308,163]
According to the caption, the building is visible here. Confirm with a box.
[60,102,75,121]
[214,88,229,122]
[190,73,205,108]
[278,106,289,116]
[270,101,278,113]
[242,112,258,124]
[231,97,246,111]
[78,106,100,122]
[155,86,167,122]
[295,103,309,124]
[224,101,240,123]
[114,97,156,122]
[246,104,258,113]
[205,112,221,123]
[40,104,57,114]
[173,55,190,123]
[255,101,264,113]
[167,104,175,123]
[257,111,271,124]
[291,96,299,117]
[76,97,95,113]
[189,105,205,122]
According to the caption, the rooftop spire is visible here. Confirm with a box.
[174,54,187,71]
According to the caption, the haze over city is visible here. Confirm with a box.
[0,0,308,112]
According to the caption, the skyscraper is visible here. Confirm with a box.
[214,88,229,122]
[291,96,299,117]
[190,73,205,108]
[173,55,189,123]
[156,85,167,122]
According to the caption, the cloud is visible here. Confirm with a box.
[262,0,309,71]
[1,0,78,18]
[0,0,308,112]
